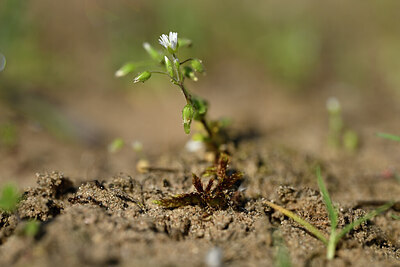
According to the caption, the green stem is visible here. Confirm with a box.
[178,83,192,104]
[180,58,194,64]
[326,231,337,260]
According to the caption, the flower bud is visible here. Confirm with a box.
[191,59,204,73]
[174,58,183,81]
[183,66,198,81]
[115,62,135,77]
[164,56,174,77]
[133,71,151,83]
[182,104,194,134]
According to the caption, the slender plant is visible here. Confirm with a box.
[116,32,228,160]
[326,97,359,151]
[264,166,393,260]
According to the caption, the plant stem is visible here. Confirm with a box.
[326,231,337,260]
[178,83,192,104]
[180,58,194,64]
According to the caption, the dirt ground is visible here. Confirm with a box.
[0,65,399,266]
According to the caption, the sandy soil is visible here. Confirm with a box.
[0,137,399,266]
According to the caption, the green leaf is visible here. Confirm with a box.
[377,132,400,142]
[335,201,393,242]
[264,200,328,245]
[0,184,20,213]
[316,166,338,231]
[391,214,400,220]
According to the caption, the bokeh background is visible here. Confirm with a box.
[1,0,400,186]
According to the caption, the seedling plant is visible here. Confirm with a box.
[117,32,243,210]
[264,166,393,260]
[117,32,228,159]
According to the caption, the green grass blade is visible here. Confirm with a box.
[336,202,394,242]
[391,214,400,220]
[264,201,328,245]
[316,166,338,231]
[377,132,400,142]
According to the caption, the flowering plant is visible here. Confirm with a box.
[116,31,229,160]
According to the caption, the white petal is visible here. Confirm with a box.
[169,32,178,49]
[158,34,169,48]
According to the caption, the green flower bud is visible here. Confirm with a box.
[174,58,183,81]
[183,66,198,81]
[164,56,174,77]
[182,104,194,134]
[115,62,135,77]
[133,71,151,83]
[191,59,204,73]
[143,42,163,62]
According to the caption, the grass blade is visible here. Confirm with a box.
[264,201,328,245]
[316,166,338,231]
[377,132,400,142]
[336,201,394,242]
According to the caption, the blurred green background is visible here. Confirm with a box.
[1,0,400,183]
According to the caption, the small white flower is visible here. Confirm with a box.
[158,31,178,51]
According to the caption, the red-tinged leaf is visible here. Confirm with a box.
[192,173,204,193]
[205,178,215,193]
[217,153,229,180]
